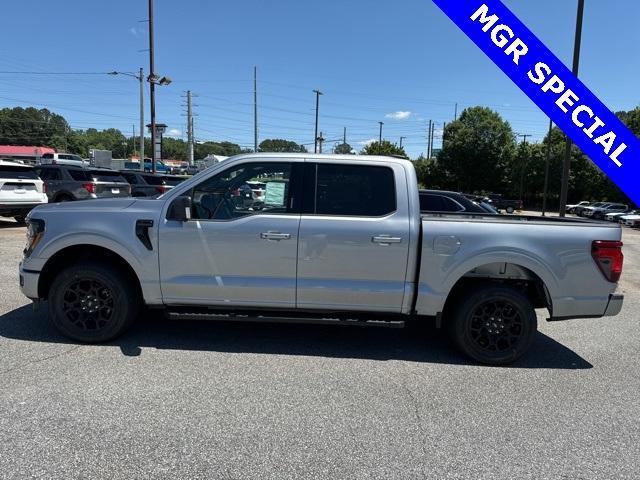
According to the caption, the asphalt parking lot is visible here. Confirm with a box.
[0,217,638,479]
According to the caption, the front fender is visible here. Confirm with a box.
[28,228,162,305]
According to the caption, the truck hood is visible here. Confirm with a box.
[30,198,137,215]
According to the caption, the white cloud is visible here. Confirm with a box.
[167,128,182,137]
[128,27,138,36]
[385,111,412,120]
[358,138,377,146]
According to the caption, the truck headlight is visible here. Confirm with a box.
[24,218,45,258]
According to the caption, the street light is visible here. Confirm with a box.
[147,0,172,173]
[108,69,145,170]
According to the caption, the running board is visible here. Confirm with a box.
[166,311,405,328]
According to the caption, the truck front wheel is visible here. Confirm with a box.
[449,285,537,365]
[48,262,140,343]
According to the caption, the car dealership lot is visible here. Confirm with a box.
[0,218,639,479]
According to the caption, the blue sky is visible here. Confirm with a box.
[0,0,638,158]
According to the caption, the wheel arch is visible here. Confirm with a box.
[38,244,143,302]
[441,261,553,322]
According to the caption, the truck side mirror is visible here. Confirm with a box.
[167,195,192,222]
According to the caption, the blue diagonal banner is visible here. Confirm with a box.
[432,0,639,205]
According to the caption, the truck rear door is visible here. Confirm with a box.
[296,161,411,313]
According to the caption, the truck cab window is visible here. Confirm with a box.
[314,164,395,216]
[190,162,292,220]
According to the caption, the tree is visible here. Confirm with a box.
[0,107,70,147]
[259,139,307,153]
[437,106,516,193]
[361,140,408,158]
[334,142,353,154]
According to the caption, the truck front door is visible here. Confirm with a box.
[158,160,302,308]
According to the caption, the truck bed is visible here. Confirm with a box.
[421,211,621,227]
[416,212,622,319]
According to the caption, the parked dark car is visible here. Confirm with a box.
[419,190,494,214]
[487,193,522,213]
[34,165,131,202]
[120,171,186,198]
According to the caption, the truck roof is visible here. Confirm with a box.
[227,152,413,165]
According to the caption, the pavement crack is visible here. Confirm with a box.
[0,344,82,377]
[396,377,429,458]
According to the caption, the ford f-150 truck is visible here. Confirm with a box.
[19,154,624,365]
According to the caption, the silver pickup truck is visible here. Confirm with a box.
[19,154,624,365]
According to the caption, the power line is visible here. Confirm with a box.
[0,71,113,75]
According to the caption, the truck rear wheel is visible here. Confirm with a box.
[449,285,537,365]
[506,206,515,214]
[48,262,139,343]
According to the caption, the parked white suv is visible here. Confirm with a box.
[0,160,48,223]
[40,152,88,166]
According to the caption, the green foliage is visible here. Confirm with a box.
[0,107,70,147]
[361,140,408,158]
[259,138,307,153]
[437,106,515,192]
[616,107,640,136]
[0,106,246,160]
[334,142,354,154]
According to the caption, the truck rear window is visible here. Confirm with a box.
[0,166,39,180]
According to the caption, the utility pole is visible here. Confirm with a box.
[430,122,436,159]
[378,121,384,143]
[399,136,406,149]
[442,122,447,149]
[318,131,325,153]
[186,90,194,166]
[427,120,433,158]
[343,126,347,144]
[254,66,258,152]
[454,103,458,121]
[138,67,144,170]
[313,89,322,153]
[517,133,531,203]
[148,0,157,173]
[542,120,554,216]
[559,0,585,217]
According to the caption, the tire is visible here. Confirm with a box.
[506,206,515,214]
[449,285,537,365]
[55,195,73,203]
[14,216,26,224]
[48,262,140,342]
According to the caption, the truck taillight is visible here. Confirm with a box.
[591,240,623,283]
[42,183,47,194]
[82,182,96,194]
[155,186,167,194]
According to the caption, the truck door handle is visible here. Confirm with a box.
[261,232,291,241]
[372,235,402,245]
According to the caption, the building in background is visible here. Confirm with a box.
[0,145,56,165]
